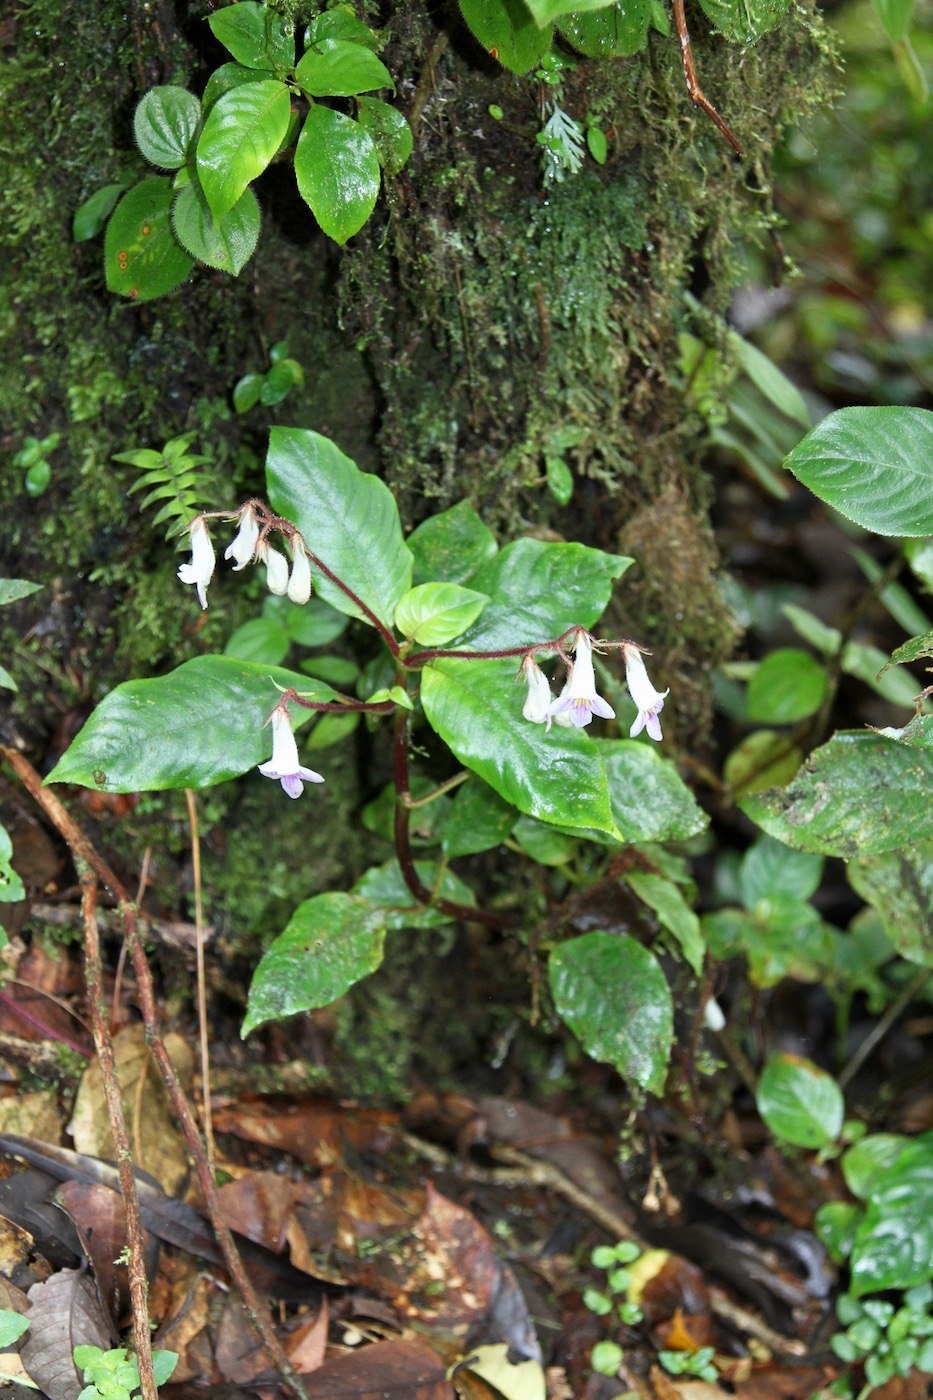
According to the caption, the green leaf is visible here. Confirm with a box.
[45,656,334,792]
[134,87,201,169]
[843,1135,910,1200]
[0,824,26,902]
[549,931,673,1094]
[756,1053,844,1149]
[104,178,194,302]
[395,583,489,645]
[305,12,381,48]
[202,62,263,113]
[527,0,624,22]
[24,461,51,496]
[294,105,380,245]
[305,710,360,750]
[746,649,827,724]
[697,0,791,42]
[351,859,476,928]
[597,740,709,843]
[872,0,914,43]
[208,2,294,71]
[703,900,833,987]
[586,126,607,163]
[233,371,264,413]
[725,729,803,796]
[0,1311,29,1348]
[223,617,290,666]
[626,872,704,974]
[172,182,260,274]
[0,664,17,693]
[266,594,349,648]
[295,39,393,97]
[784,407,933,537]
[816,1202,863,1264]
[196,80,291,223]
[558,0,651,57]
[886,630,933,671]
[355,97,412,176]
[847,844,933,965]
[874,715,933,749]
[265,428,412,631]
[152,1353,178,1388]
[458,0,554,74]
[895,33,929,103]
[546,455,574,504]
[73,183,129,242]
[730,333,810,427]
[850,1136,933,1295]
[408,500,498,587]
[512,814,577,866]
[421,657,619,838]
[440,779,517,857]
[0,580,42,606]
[737,835,824,906]
[243,893,386,1035]
[260,359,300,404]
[457,538,632,650]
[740,731,933,857]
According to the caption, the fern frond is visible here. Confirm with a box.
[113,433,215,541]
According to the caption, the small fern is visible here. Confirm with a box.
[113,433,214,541]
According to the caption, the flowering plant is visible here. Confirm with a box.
[49,428,707,1094]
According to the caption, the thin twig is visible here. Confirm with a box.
[1,748,309,1400]
[185,790,215,1175]
[839,964,933,1090]
[671,0,744,156]
[78,869,157,1400]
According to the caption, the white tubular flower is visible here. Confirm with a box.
[258,705,325,800]
[260,541,289,596]
[177,518,214,609]
[224,506,260,571]
[547,631,615,729]
[623,644,669,742]
[287,545,312,605]
[521,655,553,725]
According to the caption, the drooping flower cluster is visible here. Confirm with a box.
[521,629,669,742]
[177,508,312,610]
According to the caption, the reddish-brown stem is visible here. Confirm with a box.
[0,988,92,1059]
[1,748,310,1400]
[671,0,744,156]
[406,626,583,669]
[78,869,157,1400]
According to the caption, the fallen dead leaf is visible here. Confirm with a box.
[68,1023,192,1194]
[216,1170,301,1253]
[458,1343,546,1400]
[0,1089,63,1143]
[22,1268,111,1400]
[153,1267,213,1382]
[212,1095,398,1167]
[285,1298,328,1375]
[54,1178,158,1321]
[300,1338,453,1398]
[215,1292,275,1383]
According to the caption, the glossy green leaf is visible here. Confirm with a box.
[351,859,476,928]
[172,183,260,274]
[697,0,791,42]
[872,0,913,43]
[305,12,381,48]
[558,0,651,56]
[0,665,17,692]
[737,835,823,907]
[816,1202,863,1264]
[305,710,360,750]
[850,1136,933,1295]
[300,656,358,687]
[294,105,380,245]
[549,931,673,1094]
[746,649,827,724]
[586,127,607,163]
[757,1053,844,1149]
[394,583,489,645]
[847,844,933,965]
[456,539,632,650]
[741,731,933,857]
[626,872,704,974]
[512,814,577,866]
[458,0,554,74]
[202,63,263,113]
[73,183,129,242]
[196,80,291,223]
[784,407,933,537]
[134,87,201,169]
[408,500,498,587]
[223,617,290,666]
[886,630,933,671]
[208,2,294,71]
[730,333,810,427]
[597,740,709,844]
[440,779,517,858]
[421,657,619,838]
[24,461,51,496]
[0,822,26,903]
[703,900,833,987]
[242,893,386,1035]
[546,455,574,504]
[843,1135,909,1200]
[232,371,264,413]
[260,359,301,404]
[527,0,624,23]
[265,428,412,630]
[295,39,393,97]
[0,580,42,606]
[45,656,334,792]
[104,178,193,302]
[355,97,412,176]
[264,594,349,648]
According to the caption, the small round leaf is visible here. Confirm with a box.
[172,183,260,274]
[757,1053,844,1149]
[134,87,201,169]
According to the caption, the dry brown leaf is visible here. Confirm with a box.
[54,1178,158,1320]
[215,1293,275,1383]
[211,1095,398,1167]
[68,1023,192,1194]
[285,1299,328,1375]
[300,1338,453,1398]
[22,1268,111,1400]
[154,1269,214,1383]
[216,1170,302,1253]
[0,1090,64,1143]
